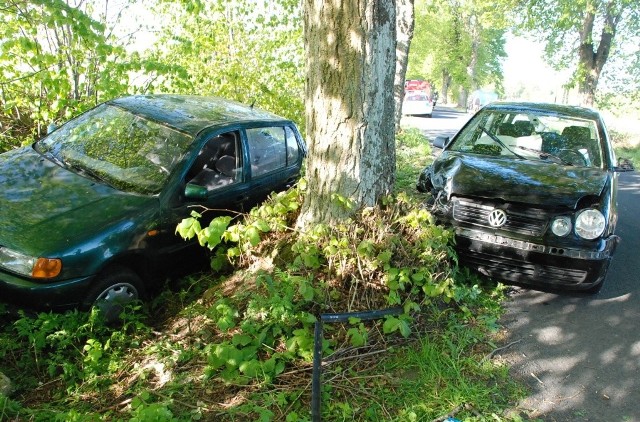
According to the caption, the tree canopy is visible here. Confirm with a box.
[515,0,640,106]
[1,0,637,152]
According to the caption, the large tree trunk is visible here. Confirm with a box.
[393,0,415,133]
[577,4,621,106]
[298,0,397,227]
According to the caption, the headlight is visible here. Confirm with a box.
[551,216,572,237]
[575,209,606,240]
[0,247,61,279]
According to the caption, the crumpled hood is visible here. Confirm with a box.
[431,152,611,208]
[0,146,153,254]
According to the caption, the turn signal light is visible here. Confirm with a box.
[32,258,62,279]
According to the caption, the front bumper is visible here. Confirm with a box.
[0,270,95,312]
[455,227,619,290]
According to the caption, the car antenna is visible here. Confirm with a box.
[250,98,256,109]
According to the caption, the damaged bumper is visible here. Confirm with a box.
[455,227,620,290]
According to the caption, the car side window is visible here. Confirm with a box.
[285,126,300,164]
[246,127,291,177]
[187,131,242,191]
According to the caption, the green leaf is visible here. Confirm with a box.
[239,359,261,377]
[383,316,400,334]
[253,219,271,232]
[246,226,261,246]
[176,217,201,240]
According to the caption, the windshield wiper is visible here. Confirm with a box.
[479,126,526,159]
[515,145,573,166]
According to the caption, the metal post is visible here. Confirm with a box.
[311,320,323,422]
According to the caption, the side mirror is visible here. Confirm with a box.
[184,183,208,200]
[47,122,57,134]
[433,136,450,149]
[615,157,635,172]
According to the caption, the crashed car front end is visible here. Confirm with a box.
[418,102,620,292]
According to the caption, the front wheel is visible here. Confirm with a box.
[84,266,145,323]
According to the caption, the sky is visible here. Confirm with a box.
[502,35,572,103]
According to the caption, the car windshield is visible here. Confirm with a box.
[406,93,429,101]
[449,108,604,168]
[35,104,193,194]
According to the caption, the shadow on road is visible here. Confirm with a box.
[500,171,640,421]
[432,105,469,119]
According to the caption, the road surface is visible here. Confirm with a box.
[501,170,640,421]
[402,105,640,421]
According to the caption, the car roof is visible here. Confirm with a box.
[482,101,602,120]
[108,95,290,136]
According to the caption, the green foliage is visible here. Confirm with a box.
[150,0,304,130]
[514,0,640,105]
[391,316,526,421]
[130,392,179,422]
[0,307,149,395]
[409,0,508,101]
[396,128,433,196]
[200,268,319,385]
[179,183,460,341]
[0,0,171,148]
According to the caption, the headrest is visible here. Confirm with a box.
[514,121,534,136]
[499,123,517,137]
[562,126,591,141]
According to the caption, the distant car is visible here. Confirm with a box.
[417,102,621,293]
[402,92,434,117]
[0,95,306,318]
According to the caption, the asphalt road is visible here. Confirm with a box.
[402,104,471,141]
[402,106,640,421]
[501,171,640,421]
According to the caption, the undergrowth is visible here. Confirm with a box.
[0,130,525,421]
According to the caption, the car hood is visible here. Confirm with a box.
[431,152,610,208]
[0,146,154,254]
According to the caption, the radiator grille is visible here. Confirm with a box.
[453,198,549,236]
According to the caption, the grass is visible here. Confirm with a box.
[396,127,434,196]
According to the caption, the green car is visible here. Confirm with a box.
[0,95,306,318]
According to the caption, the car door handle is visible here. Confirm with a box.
[235,195,250,203]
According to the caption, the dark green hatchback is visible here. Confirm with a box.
[0,95,306,317]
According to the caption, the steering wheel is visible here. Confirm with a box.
[556,148,588,166]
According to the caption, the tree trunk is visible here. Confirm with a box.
[441,69,451,104]
[393,0,415,133]
[466,13,480,93]
[298,0,397,227]
[577,4,621,106]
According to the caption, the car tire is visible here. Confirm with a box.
[84,266,145,323]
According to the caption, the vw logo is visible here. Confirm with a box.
[488,209,507,227]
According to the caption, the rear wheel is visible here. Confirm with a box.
[84,266,145,323]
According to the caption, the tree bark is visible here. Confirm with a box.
[393,0,415,133]
[298,0,397,227]
[441,69,451,104]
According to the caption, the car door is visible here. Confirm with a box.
[243,124,303,208]
[153,130,251,257]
